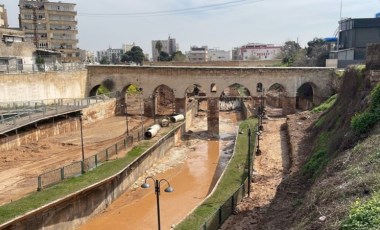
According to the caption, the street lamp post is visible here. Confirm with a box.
[248,128,252,195]
[141,176,174,230]
[79,112,85,173]
[256,127,262,156]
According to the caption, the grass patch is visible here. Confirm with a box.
[302,132,330,179]
[0,140,154,224]
[312,94,337,113]
[175,118,257,229]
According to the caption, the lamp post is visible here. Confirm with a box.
[139,88,144,136]
[247,128,252,195]
[256,127,262,156]
[79,112,85,173]
[125,102,129,136]
[141,176,174,230]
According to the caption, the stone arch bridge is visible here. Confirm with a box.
[87,66,335,134]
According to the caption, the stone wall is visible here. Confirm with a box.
[366,43,380,70]
[0,70,87,102]
[147,60,280,67]
[0,100,116,151]
[0,123,186,230]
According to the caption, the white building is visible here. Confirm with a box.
[187,46,208,62]
[97,47,123,64]
[208,48,231,61]
[122,42,135,53]
[239,43,282,60]
[0,4,8,28]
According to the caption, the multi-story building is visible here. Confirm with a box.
[239,43,281,61]
[152,36,177,61]
[122,42,135,54]
[0,4,9,28]
[208,48,231,61]
[97,47,123,64]
[18,0,79,62]
[187,46,208,62]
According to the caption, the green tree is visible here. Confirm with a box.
[155,41,163,61]
[100,56,110,64]
[280,40,302,66]
[171,51,187,61]
[121,46,145,65]
[158,51,171,61]
[306,38,330,67]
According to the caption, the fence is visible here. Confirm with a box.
[37,119,154,191]
[0,92,120,134]
[197,125,258,230]
[199,179,249,230]
[0,63,86,74]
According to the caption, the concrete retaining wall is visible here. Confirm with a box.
[0,123,185,230]
[0,100,116,151]
[0,70,87,102]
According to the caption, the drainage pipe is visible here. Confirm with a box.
[170,114,185,123]
[144,124,161,139]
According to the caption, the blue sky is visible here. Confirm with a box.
[3,0,380,56]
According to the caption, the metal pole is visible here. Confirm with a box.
[79,114,85,173]
[248,129,252,196]
[155,179,161,230]
[139,89,144,136]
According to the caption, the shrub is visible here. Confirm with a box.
[370,83,380,111]
[341,193,380,230]
[351,111,379,135]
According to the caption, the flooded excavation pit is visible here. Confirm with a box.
[79,112,240,230]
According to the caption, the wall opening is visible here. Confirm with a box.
[297,83,314,110]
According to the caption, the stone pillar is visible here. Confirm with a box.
[143,98,154,118]
[207,97,219,137]
[175,98,186,115]
[282,97,297,115]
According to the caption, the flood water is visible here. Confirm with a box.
[79,112,239,230]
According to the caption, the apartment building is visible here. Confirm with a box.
[152,37,177,61]
[239,43,281,61]
[208,48,231,61]
[19,0,79,61]
[187,46,209,62]
[0,5,9,28]
[97,48,124,64]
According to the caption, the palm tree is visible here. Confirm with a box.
[155,41,163,61]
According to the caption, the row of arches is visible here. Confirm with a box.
[89,81,317,116]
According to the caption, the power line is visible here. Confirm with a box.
[78,0,265,18]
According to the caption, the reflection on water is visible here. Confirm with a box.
[79,112,239,230]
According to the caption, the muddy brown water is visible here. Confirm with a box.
[79,112,240,230]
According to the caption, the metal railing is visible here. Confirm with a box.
[37,119,155,191]
[0,92,120,134]
[0,63,86,74]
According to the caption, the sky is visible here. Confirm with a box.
[2,0,380,56]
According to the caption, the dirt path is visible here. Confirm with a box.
[221,117,289,229]
[0,115,148,205]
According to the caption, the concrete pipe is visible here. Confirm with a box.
[170,114,185,123]
[144,124,161,139]
[161,119,169,127]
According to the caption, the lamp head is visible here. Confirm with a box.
[164,186,174,193]
[141,183,150,189]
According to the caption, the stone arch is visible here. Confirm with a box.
[297,82,315,110]
[220,83,251,111]
[153,84,175,116]
[120,84,142,116]
[89,85,101,97]
[267,83,286,108]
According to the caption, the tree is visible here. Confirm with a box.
[100,56,110,65]
[306,38,330,67]
[158,51,171,61]
[121,46,145,65]
[155,41,163,61]
[279,40,302,66]
[171,51,187,62]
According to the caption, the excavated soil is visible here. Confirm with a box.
[221,111,320,229]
